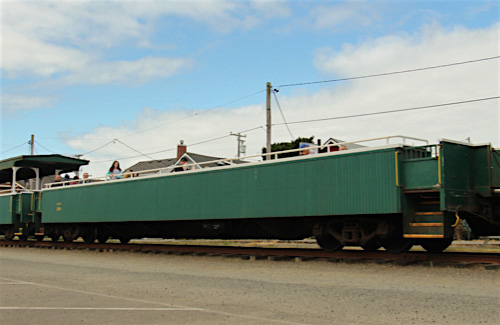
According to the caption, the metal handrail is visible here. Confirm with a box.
[44,135,428,188]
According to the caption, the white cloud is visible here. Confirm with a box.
[61,56,194,85]
[1,25,92,78]
[309,0,381,30]
[309,22,499,143]
[1,0,290,81]
[1,94,55,116]
[314,23,500,77]
[67,22,500,177]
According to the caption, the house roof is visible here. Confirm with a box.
[323,138,365,150]
[126,152,246,173]
[182,153,245,167]
[126,158,177,173]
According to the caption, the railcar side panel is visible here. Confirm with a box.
[0,195,14,225]
[40,149,402,223]
[441,142,489,210]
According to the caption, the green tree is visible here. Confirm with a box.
[262,136,315,159]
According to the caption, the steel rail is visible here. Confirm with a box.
[1,240,498,266]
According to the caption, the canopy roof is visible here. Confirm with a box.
[0,155,89,183]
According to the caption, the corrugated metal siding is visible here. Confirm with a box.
[401,159,439,190]
[41,149,401,223]
[0,195,14,224]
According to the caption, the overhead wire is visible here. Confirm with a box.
[118,89,266,140]
[272,96,500,126]
[34,140,59,154]
[272,90,294,140]
[79,89,266,156]
[277,56,500,88]
[74,94,500,163]
[90,125,266,164]
[55,55,500,158]
[81,140,115,156]
[113,139,157,161]
[0,141,29,155]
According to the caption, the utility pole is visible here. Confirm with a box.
[266,82,272,158]
[30,134,34,155]
[230,132,247,157]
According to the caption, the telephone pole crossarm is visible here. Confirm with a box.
[230,132,247,157]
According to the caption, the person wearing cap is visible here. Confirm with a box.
[173,157,191,172]
[299,143,311,155]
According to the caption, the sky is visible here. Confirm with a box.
[1,0,499,177]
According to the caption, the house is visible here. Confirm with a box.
[321,138,365,152]
[125,141,245,175]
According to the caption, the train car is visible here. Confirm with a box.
[0,136,499,253]
[0,155,89,240]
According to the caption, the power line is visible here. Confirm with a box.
[81,140,115,156]
[62,56,500,157]
[189,126,264,148]
[114,139,157,161]
[34,140,58,154]
[84,95,498,164]
[81,89,266,156]
[118,89,266,140]
[277,56,500,88]
[90,125,265,164]
[0,141,29,155]
[272,90,294,140]
[273,96,500,126]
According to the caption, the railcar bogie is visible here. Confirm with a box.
[417,238,453,253]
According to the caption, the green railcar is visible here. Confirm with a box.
[1,139,499,253]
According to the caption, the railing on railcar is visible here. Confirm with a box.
[400,144,439,160]
[43,135,429,189]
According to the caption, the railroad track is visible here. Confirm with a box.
[1,240,499,270]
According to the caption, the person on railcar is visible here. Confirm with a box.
[81,172,97,183]
[52,174,64,187]
[123,169,139,178]
[299,143,318,155]
[82,172,90,183]
[173,157,192,172]
[106,161,123,180]
[69,176,79,185]
[331,145,347,152]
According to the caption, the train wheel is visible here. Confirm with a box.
[18,234,28,241]
[50,235,60,242]
[315,233,343,251]
[63,235,76,243]
[4,229,15,240]
[62,229,77,243]
[35,235,45,241]
[419,238,453,253]
[82,234,96,244]
[118,237,131,244]
[383,238,414,253]
[82,228,96,244]
[97,234,109,244]
[361,240,382,252]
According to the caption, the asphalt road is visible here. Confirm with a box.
[0,247,498,324]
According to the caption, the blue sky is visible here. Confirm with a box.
[1,0,499,176]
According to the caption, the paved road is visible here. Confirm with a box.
[0,247,498,324]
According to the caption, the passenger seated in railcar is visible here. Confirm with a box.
[52,174,64,187]
[69,176,79,185]
[330,145,347,152]
[81,172,91,183]
[173,157,192,172]
[123,169,139,178]
[299,143,319,155]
